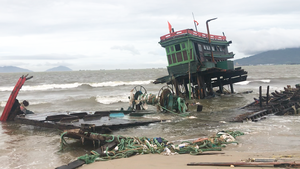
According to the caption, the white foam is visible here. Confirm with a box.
[0,100,47,108]
[95,95,129,104]
[259,79,271,83]
[22,83,82,91]
[0,83,82,91]
[90,80,153,87]
[0,80,153,91]
[0,101,7,107]
[235,81,250,85]
[0,86,14,92]
[234,79,270,86]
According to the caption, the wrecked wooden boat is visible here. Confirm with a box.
[232,84,300,122]
[153,19,248,100]
[14,111,163,133]
[1,75,165,133]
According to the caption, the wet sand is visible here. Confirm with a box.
[79,150,300,169]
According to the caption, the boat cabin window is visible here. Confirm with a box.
[182,51,188,60]
[176,52,183,62]
[167,55,172,64]
[203,45,210,50]
[165,42,194,66]
[198,44,202,52]
[171,54,176,64]
[175,44,181,51]
[181,43,186,49]
[170,46,174,52]
[166,47,170,53]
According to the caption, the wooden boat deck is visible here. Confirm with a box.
[14,111,163,133]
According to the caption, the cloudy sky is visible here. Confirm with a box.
[0,0,299,71]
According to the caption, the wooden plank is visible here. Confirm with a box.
[187,162,300,167]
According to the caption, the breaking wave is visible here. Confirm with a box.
[235,79,271,86]
[235,81,250,86]
[0,100,47,108]
[95,95,130,105]
[0,101,6,108]
[0,80,153,92]
[89,80,153,87]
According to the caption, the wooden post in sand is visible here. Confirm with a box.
[266,85,269,105]
[259,86,262,107]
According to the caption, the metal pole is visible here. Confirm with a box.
[187,39,192,99]
[192,13,198,32]
[266,85,269,105]
[206,18,217,64]
[188,61,191,99]
[259,86,262,107]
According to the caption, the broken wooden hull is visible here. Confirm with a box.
[232,85,300,122]
[14,111,163,133]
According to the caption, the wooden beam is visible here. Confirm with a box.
[187,162,300,167]
[196,74,203,99]
[266,85,269,105]
[259,86,262,107]
[217,76,223,94]
[229,77,234,93]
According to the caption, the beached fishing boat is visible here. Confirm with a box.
[154,19,248,99]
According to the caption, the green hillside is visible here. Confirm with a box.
[0,66,32,73]
[234,47,300,66]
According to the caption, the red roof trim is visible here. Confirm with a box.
[160,29,226,41]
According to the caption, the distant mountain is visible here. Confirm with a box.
[46,66,72,72]
[0,66,33,73]
[234,47,300,66]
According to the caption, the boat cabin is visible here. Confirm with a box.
[160,29,234,74]
[154,28,248,99]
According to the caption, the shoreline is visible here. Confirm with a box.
[78,150,300,169]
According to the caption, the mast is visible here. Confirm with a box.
[206,18,217,63]
[192,13,198,32]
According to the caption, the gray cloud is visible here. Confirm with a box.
[0,0,299,71]
[0,54,84,60]
[111,45,140,55]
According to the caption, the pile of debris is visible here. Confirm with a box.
[56,130,244,169]
[232,84,300,122]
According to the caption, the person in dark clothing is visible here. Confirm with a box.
[20,100,34,115]
[7,99,34,121]
[7,99,22,121]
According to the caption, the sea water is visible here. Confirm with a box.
[0,65,300,169]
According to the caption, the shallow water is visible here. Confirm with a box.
[0,65,300,169]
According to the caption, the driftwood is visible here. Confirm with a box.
[56,130,118,169]
[232,85,300,122]
[187,162,300,167]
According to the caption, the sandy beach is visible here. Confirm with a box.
[78,150,300,169]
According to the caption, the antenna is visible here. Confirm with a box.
[192,13,198,32]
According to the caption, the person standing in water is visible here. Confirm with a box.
[20,100,34,114]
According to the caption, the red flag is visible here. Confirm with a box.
[168,21,172,33]
[194,20,199,26]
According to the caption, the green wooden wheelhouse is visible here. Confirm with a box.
[160,29,234,74]
[154,27,248,99]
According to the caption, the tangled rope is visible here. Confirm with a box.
[72,130,244,164]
